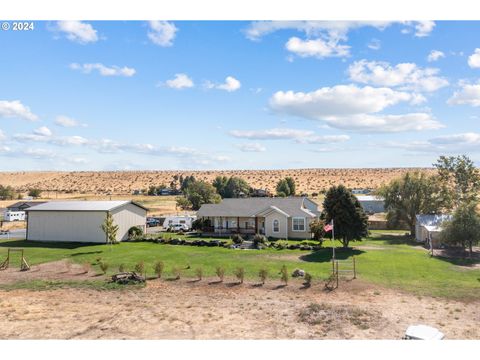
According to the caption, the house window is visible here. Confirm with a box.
[273,219,279,233]
[292,217,306,231]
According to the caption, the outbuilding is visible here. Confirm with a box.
[26,201,148,243]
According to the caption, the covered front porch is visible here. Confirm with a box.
[200,216,266,236]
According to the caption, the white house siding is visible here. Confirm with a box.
[264,212,288,239]
[111,203,147,241]
[27,211,107,243]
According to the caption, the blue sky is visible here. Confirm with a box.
[1,20,480,171]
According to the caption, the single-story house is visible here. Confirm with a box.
[196,197,320,239]
[415,214,452,247]
[356,195,385,214]
[26,201,148,243]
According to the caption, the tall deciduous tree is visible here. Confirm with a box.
[434,155,480,207]
[441,202,480,258]
[276,177,296,197]
[378,171,446,236]
[101,212,119,244]
[184,180,221,210]
[322,185,368,248]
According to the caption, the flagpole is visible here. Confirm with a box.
[332,218,335,260]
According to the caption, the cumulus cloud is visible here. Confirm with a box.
[245,21,435,59]
[33,126,52,137]
[147,21,177,47]
[269,85,442,132]
[427,50,445,62]
[387,132,480,153]
[70,63,136,77]
[295,134,351,144]
[236,143,267,152]
[56,21,98,44]
[285,37,349,58]
[468,48,480,68]
[55,115,86,128]
[0,100,38,121]
[205,76,241,92]
[348,60,449,92]
[163,73,194,89]
[447,82,480,107]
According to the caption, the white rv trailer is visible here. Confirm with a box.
[4,211,26,222]
[163,215,196,230]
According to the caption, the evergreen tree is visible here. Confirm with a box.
[101,212,119,244]
[322,185,368,248]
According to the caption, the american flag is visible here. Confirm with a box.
[323,221,333,232]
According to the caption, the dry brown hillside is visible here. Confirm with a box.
[0,168,434,195]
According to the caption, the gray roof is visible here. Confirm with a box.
[7,201,47,210]
[197,197,319,218]
[416,214,452,227]
[356,195,384,202]
[26,201,148,212]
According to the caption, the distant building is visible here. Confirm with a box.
[6,201,46,212]
[415,214,452,247]
[356,195,385,214]
[251,188,271,197]
[352,189,372,195]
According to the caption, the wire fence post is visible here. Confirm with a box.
[353,256,356,279]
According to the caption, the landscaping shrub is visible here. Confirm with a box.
[216,266,225,282]
[231,234,244,244]
[134,261,145,275]
[195,268,203,281]
[128,226,144,240]
[280,265,288,285]
[118,263,126,272]
[258,268,268,285]
[234,267,245,284]
[172,267,181,280]
[154,261,164,278]
[99,261,109,275]
[253,234,269,248]
[304,273,313,287]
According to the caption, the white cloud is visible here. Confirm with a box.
[413,21,436,37]
[285,37,349,58]
[0,100,38,121]
[367,38,381,50]
[55,115,86,128]
[427,50,445,62]
[348,60,448,92]
[387,132,480,153]
[269,85,443,132]
[70,63,136,77]
[468,48,480,68]
[430,132,480,146]
[447,82,480,107]
[236,143,267,152]
[229,128,314,140]
[22,148,57,159]
[205,76,241,92]
[147,21,177,47]
[56,21,98,44]
[0,129,5,141]
[270,85,415,118]
[164,73,194,89]
[295,134,350,144]
[33,126,52,137]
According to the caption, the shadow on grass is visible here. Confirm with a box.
[208,280,223,285]
[367,234,417,246]
[70,251,103,257]
[0,240,99,250]
[300,248,364,263]
[434,255,480,267]
[225,282,241,287]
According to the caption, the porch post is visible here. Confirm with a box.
[255,217,258,234]
[237,217,240,233]
[285,215,289,240]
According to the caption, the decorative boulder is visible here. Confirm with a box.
[292,268,306,277]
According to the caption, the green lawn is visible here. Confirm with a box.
[0,232,479,300]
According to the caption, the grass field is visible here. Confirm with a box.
[0,231,479,300]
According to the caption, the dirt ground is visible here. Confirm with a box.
[0,261,478,340]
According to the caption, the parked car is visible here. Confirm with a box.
[403,325,445,340]
[146,218,161,227]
